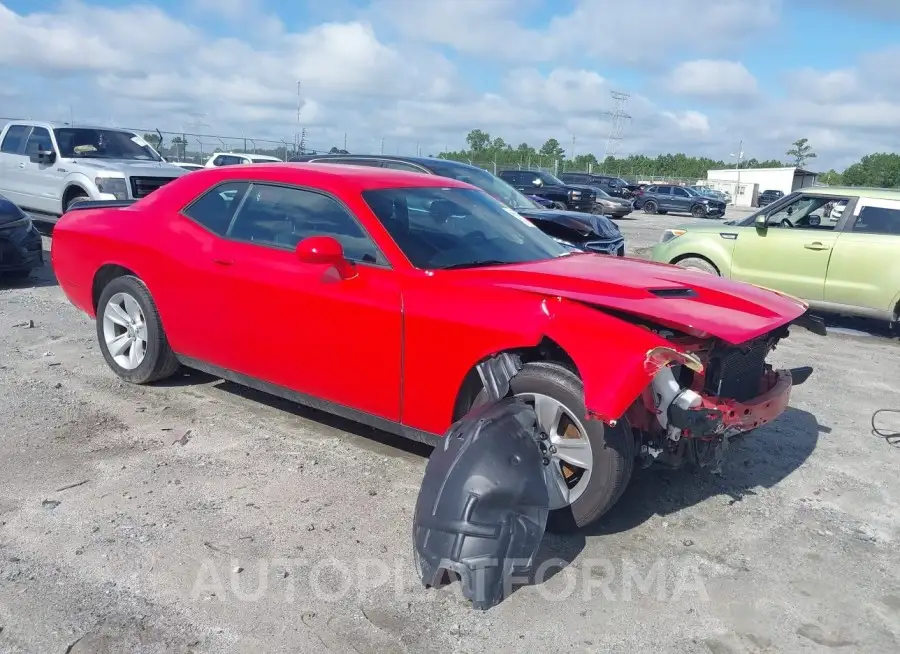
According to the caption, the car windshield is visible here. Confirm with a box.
[682,187,702,197]
[425,160,540,211]
[53,128,162,161]
[362,186,570,269]
[537,171,566,186]
[591,186,611,199]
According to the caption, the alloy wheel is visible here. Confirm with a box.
[102,292,148,370]
[518,392,593,510]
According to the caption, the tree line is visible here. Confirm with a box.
[437,131,900,188]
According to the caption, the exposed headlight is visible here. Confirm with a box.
[660,229,686,243]
[95,176,128,200]
[570,190,581,197]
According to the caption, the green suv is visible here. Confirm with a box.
[651,187,900,324]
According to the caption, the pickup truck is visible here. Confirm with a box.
[497,169,596,212]
[0,120,187,225]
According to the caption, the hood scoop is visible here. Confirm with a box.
[648,288,697,298]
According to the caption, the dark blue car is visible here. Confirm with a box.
[0,194,43,279]
[289,154,626,256]
[632,184,726,218]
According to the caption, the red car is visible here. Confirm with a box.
[51,164,820,531]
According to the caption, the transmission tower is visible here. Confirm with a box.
[603,91,631,161]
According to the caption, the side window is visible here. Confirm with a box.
[645,186,657,193]
[655,186,672,195]
[182,181,251,235]
[381,160,425,172]
[500,171,519,183]
[228,184,384,264]
[767,195,840,230]
[673,187,690,198]
[852,203,900,235]
[1,125,31,154]
[213,155,242,167]
[24,127,53,156]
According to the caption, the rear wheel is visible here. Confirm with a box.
[96,275,180,384]
[675,256,719,275]
[470,361,635,533]
[643,200,658,214]
[551,201,567,210]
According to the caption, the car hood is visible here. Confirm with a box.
[63,158,188,177]
[460,254,807,344]
[515,207,621,240]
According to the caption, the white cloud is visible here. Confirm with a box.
[0,0,899,170]
[666,60,759,99]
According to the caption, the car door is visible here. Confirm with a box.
[654,185,673,210]
[823,196,900,317]
[729,192,855,301]
[671,186,692,213]
[200,182,403,421]
[0,125,32,208]
[21,126,65,215]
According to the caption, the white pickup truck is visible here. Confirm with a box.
[0,120,188,224]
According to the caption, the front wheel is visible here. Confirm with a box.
[551,201,568,210]
[675,256,719,275]
[471,361,635,533]
[691,204,707,218]
[96,275,180,384]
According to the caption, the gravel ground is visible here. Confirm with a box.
[0,228,899,653]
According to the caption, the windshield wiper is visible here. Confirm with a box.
[440,260,512,270]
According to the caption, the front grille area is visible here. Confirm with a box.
[130,176,177,199]
[703,339,768,402]
[584,238,625,255]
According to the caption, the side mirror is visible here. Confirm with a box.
[808,214,821,226]
[754,214,768,228]
[531,178,543,186]
[30,149,56,165]
[295,236,356,279]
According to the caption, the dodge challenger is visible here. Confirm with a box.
[50,163,822,532]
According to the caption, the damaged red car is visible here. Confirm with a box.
[51,164,823,532]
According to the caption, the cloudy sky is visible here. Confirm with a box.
[1,0,898,169]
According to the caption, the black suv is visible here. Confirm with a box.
[558,173,640,199]
[497,170,596,212]
[289,154,625,256]
[633,184,726,218]
[757,189,785,207]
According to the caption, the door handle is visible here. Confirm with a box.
[18,163,26,169]
[803,242,830,251]
[213,258,234,266]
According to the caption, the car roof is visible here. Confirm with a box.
[292,153,487,173]
[184,162,474,191]
[803,186,900,200]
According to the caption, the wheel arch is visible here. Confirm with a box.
[451,336,579,421]
[92,264,139,313]
[669,252,722,274]
[62,184,91,212]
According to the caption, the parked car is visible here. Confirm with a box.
[558,173,642,199]
[290,154,624,255]
[204,152,283,167]
[0,121,187,225]
[757,189,785,207]
[497,170,596,213]
[50,162,817,531]
[633,184,726,218]
[0,193,43,279]
[691,186,732,204]
[586,186,634,218]
[651,186,900,324]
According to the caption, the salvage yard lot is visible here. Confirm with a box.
[1,229,899,653]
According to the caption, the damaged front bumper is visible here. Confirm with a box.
[669,368,798,438]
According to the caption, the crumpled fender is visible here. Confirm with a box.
[542,297,688,423]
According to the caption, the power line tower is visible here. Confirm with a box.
[603,90,631,162]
